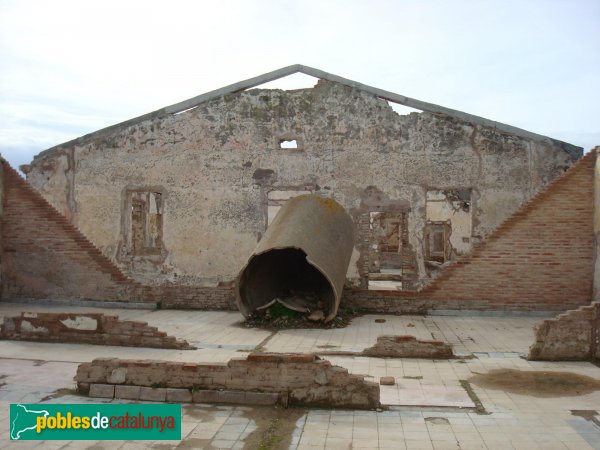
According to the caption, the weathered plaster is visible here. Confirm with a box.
[60,316,98,331]
[27,80,576,287]
[426,190,472,256]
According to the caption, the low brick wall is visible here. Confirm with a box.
[528,302,599,361]
[362,335,453,359]
[148,284,236,310]
[75,353,380,409]
[0,312,194,350]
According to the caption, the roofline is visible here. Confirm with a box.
[34,64,582,161]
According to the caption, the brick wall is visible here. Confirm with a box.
[528,302,599,361]
[421,149,596,310]
[1,160,147,303]
[75,353,380,409]
[0,159,236,309]
[1,312,193,349]
[2,147,596,313]
[347,149,597,312]
[148,284,236,310]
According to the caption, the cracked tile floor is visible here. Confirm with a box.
[0,302,598,449]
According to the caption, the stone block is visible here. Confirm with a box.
[108,367,128,384]
[379,376,395,386]
[115,385,141,400]
[139,386,167,402]
[166,388,192,403]
[89,383,115,398]
[314,369,329,386]
[192,389,219,403]
[218,390,246,404]
[245,391,279,406]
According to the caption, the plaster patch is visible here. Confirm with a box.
[60,316,98,331]
[20,321,48,334]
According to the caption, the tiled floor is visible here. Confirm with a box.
[0,303,598,449]
[263,314,546,356]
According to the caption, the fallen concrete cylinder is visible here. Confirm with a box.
[236,194,354,322]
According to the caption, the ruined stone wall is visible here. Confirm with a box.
[1,160,146,302]
[422,149,596,309]
[346,150,596,312]
[528,302,599,361]
[0,157,240,306]
[75,353,380,409]
[27,80,575,287]
[362,335,453,358]
[1,312,193,349]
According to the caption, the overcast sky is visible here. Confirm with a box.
[0,0,598,169]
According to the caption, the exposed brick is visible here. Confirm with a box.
[0,159,237,310]
[246,354,283,363]
[0,312,193,350]
[345,150,597,313]
[286,354,316,363]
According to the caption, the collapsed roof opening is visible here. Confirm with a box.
[252,72,319,90]
[389,102,422,116]
[280,139,298,149]
[237,248,336,318]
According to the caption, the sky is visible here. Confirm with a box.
[0,0,598,170]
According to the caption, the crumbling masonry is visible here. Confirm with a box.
[1,65,597,316]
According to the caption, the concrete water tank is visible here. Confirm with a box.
[236,194,354,322]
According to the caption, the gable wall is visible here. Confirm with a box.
[346,150,596,312]
[1,160,143,302]
[26,81,575,288]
